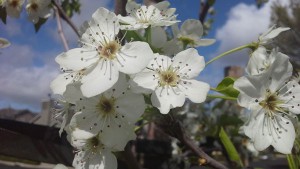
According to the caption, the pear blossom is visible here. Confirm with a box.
[131,48,210,114]
[258,25,290,45]
[51,7,153,97]
[172,19,215,48]
[246,48,288,76]
[26,0,51,23]
[118,1,178,30]
[71,74,144,148]
[234,54,300,154]
[1,0,24,18]
[70,130,119,169]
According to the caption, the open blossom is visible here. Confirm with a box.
[131,48,210,114]
[246,48,288,76]
[234,54,300,154]
[258,25,290,45]
[71,74,143,149]
[172,19,215,48]
[118,1,178,30]
[26,0,51,23]
[51,7,153,97]
[1,0,24,18]
[70,130,118,169]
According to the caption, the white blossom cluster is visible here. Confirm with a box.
[51,1,212,169]
[0,0,51,23]
[234,27,300,154]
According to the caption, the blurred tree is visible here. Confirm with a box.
[271,0,300,70]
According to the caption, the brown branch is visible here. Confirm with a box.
[114,0,127,16]
[51,0,80,37]
[156,114,229,169]
[199,0,211,23]
[53,6,69,51]
[123,141,142,169]
[144,0,164,6]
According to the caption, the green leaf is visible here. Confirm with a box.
[215,77,240,98]
[0,6,7,24]
[287,154,298,169]
[219,127,243,167]
[34,18,48,32]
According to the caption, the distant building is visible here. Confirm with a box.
[224,66,244,78]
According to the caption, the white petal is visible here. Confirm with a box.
[104,73,128,98]
[162,39,182,56]
[194,39,216,46]
[151,87,185,114]
[153,1,170,11]
[172,48,205,79]
[89,151,117,169]
[101,123,136,151]
[271,117,295,154]
[180,79,209,103]
[151,26,167,48]
[55,48,98,71]
[63,83,83,104]
[81,60,119,97]
[125,1,141,14]
[117,41,154,74]
[130,69,158,92]
[260,27,290,42]
[50,73,73,95]
[181,19,203,36]
[246,47,268,75]
[71,112,101,138]
[53,164,68,169]
[115,91,145,123]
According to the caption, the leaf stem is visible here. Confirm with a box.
[207,94,237,101]
[206,44,253,65]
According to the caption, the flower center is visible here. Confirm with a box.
[159,68,179,87]
[86,136,104,153]
[98,41,120,60]
[259,90,283,116]
[96,96,115,115]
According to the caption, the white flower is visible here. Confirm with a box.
[234,54,300,154]
[53,164,68,169]
[118,1,178,30]
[51,7,154,97]
[26,0,51,23]
[131,48,210,114]
[246,48,288,76]
[172,19,215,48]
[258,25,290,45]
[0,37,10,48]
[71,74,143,149]
[1,0,24,18]
[70,130,118,169]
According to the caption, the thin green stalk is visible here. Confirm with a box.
[207,94,237,101]
[145,27,152,44]
[206,44,253,65]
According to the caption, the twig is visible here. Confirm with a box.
[53,6,69,51]
[199,0,211,23]
[51,0,80,37]
[156,114,229,169]
[114,0,127,16]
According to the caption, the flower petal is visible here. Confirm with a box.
[130,69,158,92]
[81,60,119,97]
[115,91,145,123]
[246,47,268,75]
[50,73,73,95]
[151,87,185,114]
[194,39,216,46]
[151,26,167,48]
[179,79,209,103]
[55,48,98,71]
[181,19,203,36]
[117,41,154,74]
[172,48,205,79]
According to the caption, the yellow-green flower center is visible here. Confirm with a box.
[96,96,115,115]
[159,68,179,87]
[98,41,120,60]
[259,90,284,117]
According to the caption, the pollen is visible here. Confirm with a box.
[96,96,115,115]
[98,41,120,60]
[158,67,179,87]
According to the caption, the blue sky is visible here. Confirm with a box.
[0,0,285,112]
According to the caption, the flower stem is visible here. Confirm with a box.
[207,94,237,101]
[206,44,253,66]
[145,26,152,44]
